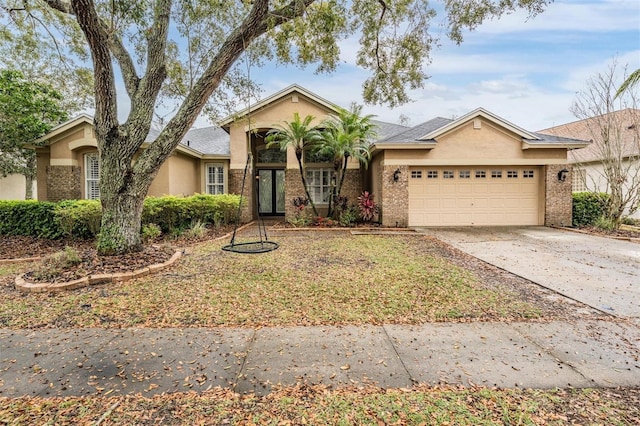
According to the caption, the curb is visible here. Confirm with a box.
[554,226,640,244]
[14,250,183,293]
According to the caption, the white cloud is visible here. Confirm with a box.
[471,0,640,34]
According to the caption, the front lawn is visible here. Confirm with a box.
[1,385,637,425]
[0,233,548,328]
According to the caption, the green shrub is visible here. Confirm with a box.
[31,246,82,282]
[54,200,102,239]
[183,220,207,239]
[572,192,610,227]
[621,216,639,226]
[142,196,188,233]
[0,200,62,239]
[142,194,241,232]
[339,206,358,227]
[594,215,616,231]
[141,223,162,242]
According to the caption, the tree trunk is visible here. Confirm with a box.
[98,188,146,255]
[96,134,155,255]
[23,151,36,200]
[296,154,319,217]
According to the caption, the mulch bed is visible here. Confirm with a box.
[0,225,235,283]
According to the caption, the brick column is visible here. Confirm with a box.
[285,169,307,221]
[380,165,408,227]
[228,168,253,223]
[544,164,572,227]
[46,165,81,201]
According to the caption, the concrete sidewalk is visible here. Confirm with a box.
[2,319,639,397]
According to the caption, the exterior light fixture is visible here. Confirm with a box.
[557,168,569,182]
[393,168,401,182]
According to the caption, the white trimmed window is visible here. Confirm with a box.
[427,170,438,179]
[459,170,471,179]
[85,153,100,200]
[507,170,518,178]
[206,164,225,195]
[306,168,333,204]
[475,170,486,178]
[572,168,587,192]
[411,170,422,179]
[491,170,503,178]
[443,170,454,179]
[523,170,535,178]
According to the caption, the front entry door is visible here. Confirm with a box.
[257,169,285,215]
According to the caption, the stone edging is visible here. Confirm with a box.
[0,256,42,265]
[14,250,183,293]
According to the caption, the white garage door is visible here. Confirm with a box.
[408,167,541,226]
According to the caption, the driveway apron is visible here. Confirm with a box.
[417,227,640,320]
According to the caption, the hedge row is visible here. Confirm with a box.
[0,194,242,240]
[572,192,610,227]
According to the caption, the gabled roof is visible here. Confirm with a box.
[537,108,640,163]
[179,126,230,156]
[420,108,539,140]
[36,113,231,158]
[218,84,340,128]
[371,120,411,141]
[372,107,589,150]
[376,117,453,144]
[35,113,94,143]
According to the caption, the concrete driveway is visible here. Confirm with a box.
[416,227,640,320]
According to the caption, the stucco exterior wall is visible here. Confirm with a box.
[167,152,199,196]
[228,93,334,170]
[0,174,37,200]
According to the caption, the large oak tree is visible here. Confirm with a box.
[1,0,552,254]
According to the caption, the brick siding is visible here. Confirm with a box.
[228,168,253,222]
[380,165,408,227]
[46,165,81,201]
[544,164,572,226]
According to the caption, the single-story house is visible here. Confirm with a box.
[33,84,588,227]
[538,108,640,219]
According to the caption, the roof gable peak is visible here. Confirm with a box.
[418,107,539,141]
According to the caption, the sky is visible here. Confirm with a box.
[229,0,640,132]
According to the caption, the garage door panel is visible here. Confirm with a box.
[408,166,541,227]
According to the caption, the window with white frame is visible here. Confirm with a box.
[507,170,518,178]
[572,168,587,192]
[206,164,225,194]
[411,170,422,179]
[443,170,454,179]
[523,170,535,178]
[459,170,471,179]
[85,153,100,200]
[475,170,486,178]
[427,170,438,179]
[306,168,333,204]
[491,170,503,178]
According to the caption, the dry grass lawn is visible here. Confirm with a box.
[0,233,544,328]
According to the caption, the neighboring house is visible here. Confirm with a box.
[0,174,36,200]
[33,85,587,227]
[538,109,640,219]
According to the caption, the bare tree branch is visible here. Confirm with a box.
[71,0,118,135]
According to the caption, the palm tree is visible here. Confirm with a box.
[316,104,378,217]
[615,68,640,99]
[266,113,321,216]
